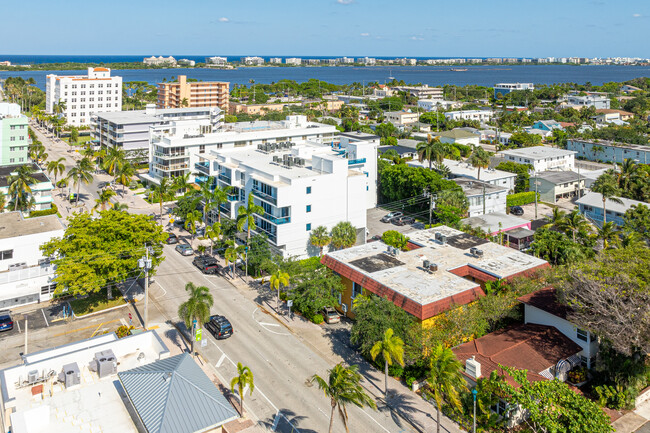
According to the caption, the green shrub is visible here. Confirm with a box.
[388,363,404,378]
[116,325,134,338]
[381,230,409,250]
[594,384,628,410]
[29,203,59,218]
[507,191,539,207]
[311,314,324,324]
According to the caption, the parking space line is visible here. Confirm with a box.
[41,309,49,327]
[16,319,21,333]
[50,319,120,338]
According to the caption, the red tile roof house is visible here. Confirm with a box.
[518,288,599,368]
[452,323,583,426]
[321,226,549,325]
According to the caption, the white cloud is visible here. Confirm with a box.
[218,17,230,22]
[337,0,354,4]
[633,13,642,17]
[360,32,370,37]
[410,36,424,41]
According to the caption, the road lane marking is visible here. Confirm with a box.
[50,319,120,338]
[252,308,290,336]
[40,309,49,327]
[90,322,105,338]
[215,354,226,368]
[16,319,21,333]
[258,322,281,327]
[358,405,391,433]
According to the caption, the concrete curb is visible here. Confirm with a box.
[72,299,132,319]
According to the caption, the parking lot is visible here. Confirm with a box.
[366,207,421,238]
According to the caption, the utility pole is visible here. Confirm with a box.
[482,182,486,215]
[138,247,153,330]
[534,172,539,220]
[24,316,28,355]
[429,193,433,227]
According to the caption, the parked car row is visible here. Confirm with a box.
[380,211,416,226]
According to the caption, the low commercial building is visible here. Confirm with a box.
[532,170,585,203]
[385,111,419,126]
[322,226,548,324]
[454,178,508,217]
[408,158,516,192]
[0,103,28,166]
[494,82,534,97]
[417,99,464,111]
[91,105,222,158]
[45,68,123,126]
[0,164,54,211]
[436,129,480,146]
[157,75,229,112]
[241,56,265,65]
[0,212,64,309]
[229,103,289,115]
[194,131,378,257]
[576,191,644,227]
[567,138,650,164]
[444,110,494,122]
[285,57,301,65]
[498,147,576,172]
[205,56,228,66]
[460,212,531,236]
[391,85,443,99]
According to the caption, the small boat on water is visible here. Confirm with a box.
[450,68,468,71]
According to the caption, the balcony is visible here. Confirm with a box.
[154,151,186,160]
[218,173,232,184]
[227,194,238,202]
[348,158,367,165]
[154,163,188,172]
[252,188,277,205]
[195,161,210,175]
[260,213,291,225]
[253,226,277,243]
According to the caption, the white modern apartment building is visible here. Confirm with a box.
[143,56,177,66]
[444,109,494,122]
[206,56,228,66]
[192,132,378,257]
[91,105,222,159]
[417,99,464,112]
[494,83,534,97]
[269,57,282,64]
[498,147,576,172]
[46,67,123,126]
[564,92,610,110]
[241,56,264,65]
[285,58,301,65]
[0,212,65,309]
[144,115,338,184]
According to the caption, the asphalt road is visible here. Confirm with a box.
[142,244,416,433]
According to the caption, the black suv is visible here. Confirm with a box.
[510,206,524,216]
[205,315,233,339]
[193,255,220,274]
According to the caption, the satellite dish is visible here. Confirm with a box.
[555,359,570,381]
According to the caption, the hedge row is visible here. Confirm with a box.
[507,191,539,207]
[28,203,59,218]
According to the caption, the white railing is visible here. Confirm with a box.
[0,265,55,284]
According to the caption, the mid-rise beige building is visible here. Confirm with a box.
[157,75,229,111]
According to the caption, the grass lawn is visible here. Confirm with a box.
[63,135,94,145]
[69,287,126,316]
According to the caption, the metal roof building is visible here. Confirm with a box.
[118,353,238,433]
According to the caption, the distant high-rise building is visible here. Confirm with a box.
[157,75,229,112]
[46,67,122,126]
[285,58,301,65]
[206,56,228,66]
[241,56,264,65]
[269,57,282,64]
[143,56,177,66]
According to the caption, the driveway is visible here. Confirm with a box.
[367,208,420,239]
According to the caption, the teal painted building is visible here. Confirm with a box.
[0,103,29,166]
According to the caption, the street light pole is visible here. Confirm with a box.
[138,247,153,330]
[472,388,477,433]
[534,172,539,220]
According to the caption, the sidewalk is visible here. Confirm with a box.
[225,274,465,433]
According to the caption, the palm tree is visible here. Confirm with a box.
[103,147,126,183]
[416,135,446,170]
[544,207,566,230]
[181,97,189,108]
[93,188,116,212]
[177,282,214,354]
[198,177,219,225]
[8,165,36,211]
[591,173,623,225]
[310,363,377,433]
[426,344,467,433]
[468,146,491,180]
[596,222,619,249]
[148,176,176,227]
[66,158,94,206]
[620,231,645,249]
[211,184,233,223]
[310,225,332,256]
[558,209,590,242]
[204,222,222,255]
[237,193,264,276]
[111,202,129,212]
[224,239,243,279]
[116,161,136,196]
[230,362,254,417]
[370,328,405,398]
[330,221,357,250]
[173,173,191,194]
[0,192,6,213]
[46,158,66,193]
[269,269,289,312]
[618,158,638,192]
[184,209,202,247]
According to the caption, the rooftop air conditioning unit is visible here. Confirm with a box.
[273,156,280,163]
[475,249,484,257]
[423,259,430,269]
[465,356,482,379]
[434,232,442,242]
[470,247,478,256]
[28,370,38,384]
[59,363,81,388]
[89,349,118,378]
[439,234,447,244]
[429,263,438,272]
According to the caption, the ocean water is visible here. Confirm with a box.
[1,62,649,90]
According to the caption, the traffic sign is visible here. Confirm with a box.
[341,303,348,313]
[195,328,202,342]
[201,338,207,347]
[287,300,293,307]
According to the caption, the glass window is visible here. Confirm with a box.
[577,328,588,342]
[306,205,311,213]
[352,282,363,298]
[306,186,312,194]
[0,250,13,260]
[306,223,311,231]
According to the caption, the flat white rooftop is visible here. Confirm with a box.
[0,212,64,240]
[408,158,516,182]
[499,147,576,160]
[1,331,170,433]
[325,226,547,318]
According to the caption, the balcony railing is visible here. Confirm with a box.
[153,152,187,160]
[195,161,210,175]
[252,188,277,205]
[253,226,277,243]
[260,213,291,225]
[154,163,188,172]
[227,194,238,202]
[348,158,367,165]
[218,173,232,184]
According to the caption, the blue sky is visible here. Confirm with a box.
[3,0,649,57]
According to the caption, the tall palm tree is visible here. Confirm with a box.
[184,209,202,247]
[148,176,176,227]
[103,147,126,183]
[370,328,405,397]
[237,193,264,276]
[116,161,136,196]
[310,363,376,433]
[204,222,222,255]
[591,173,623,225]
[66,157,94,206]
[46,157,66,193]
[269,269,289,312]
[310,225,332,256]
[468,146,491,180]
[173,173,191,194]
[8,165,36,211]
[211,184,233,223]
[416,135,446,170]
[198,177,218,225]
[558,209,590,242]
[230,362,254,417]
[111,202,129,212]
[177,282,214,354]
[618,158,638,192]
[93,188,116,212]
[330,221,357,250]
[426,343,467,433]
[224,239,244,279]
